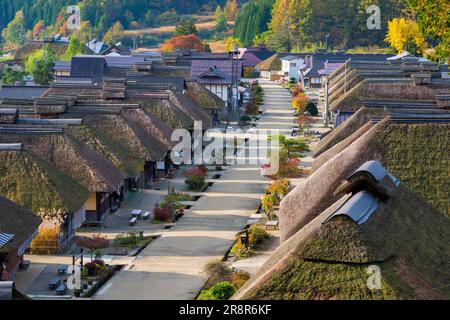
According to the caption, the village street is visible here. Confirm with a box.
[16,80,325,300]
[92,80,297,299]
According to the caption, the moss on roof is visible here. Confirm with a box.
[66,125,145,177]
[0,150,88,221]
[241,183,450,300]
[141,99,190,129]
[314,107,378,157]
[186,82,225,111]
[281,120,450,245]
[0,194,42,252]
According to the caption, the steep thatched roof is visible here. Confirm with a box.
[81,112,168,162]
[330,81,445,113]
[0,195,42,252]
[0,132,125,193]
[0,150,88,221]
[313,122,374,172]
[235,179,450,300]
[65,125,145,178]
[314,108,379,157]
[255,53,283,71]
[170,92,213,128]
[279,119,450,243]
[186,82,225,111]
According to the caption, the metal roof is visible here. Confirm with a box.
[324,191,379,225]
[348,160,389,182]
[0,233,14,249]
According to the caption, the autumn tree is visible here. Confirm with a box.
[76,234,110,260]
[2,11,26,47]
[73,21,96,42]
[385,18,428,55]
[224,0,238,21]
[32,20,46,40]
[160,34,205,52]
[406,0,450,61]
[175,18,198,36]
[103,21,124,45]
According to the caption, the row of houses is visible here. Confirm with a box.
[235,56,450,300]
[0,48,228,282]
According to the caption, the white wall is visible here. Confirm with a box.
[204,83,229,103]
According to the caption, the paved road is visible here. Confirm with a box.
[94,80,295,300]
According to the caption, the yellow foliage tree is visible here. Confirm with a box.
[385,18,428,55]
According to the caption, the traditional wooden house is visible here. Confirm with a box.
[0,195,41,281]
[235,160,450,300]
[0,144,88,249]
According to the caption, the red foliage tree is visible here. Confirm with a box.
[160,34,205,52]
[154,206,173,222]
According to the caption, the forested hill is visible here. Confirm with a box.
[0,0,240,31]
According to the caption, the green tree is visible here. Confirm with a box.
[2,11,26,47]
[214,6,228,39]
[175,18,198,36]
[234,0,274,47]
[269,135,310,159]
[25,48,54,85]
[406,0,450,61]
[2,68,27,85]
[61,36,85,61]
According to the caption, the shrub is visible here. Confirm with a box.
[231,271,251,290]
[267,179,290,200]
[305,101,319,116]
[292,94,309,113]
[292,84,304,97]
[184,166,207,177]
[185,175,206,191]
[248,225,270,246]
[92,259,105,267]
[245,100,259,115]
[240,115,252,123]
[203,260,233,283]
[230,239,251,258]
[209,282,236,300]
[154,206,173,222]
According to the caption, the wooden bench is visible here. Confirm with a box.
[48,278,61,290]
[265,220,279,231]
[130,217,138,226]
[57,265,68,276]
[142,212,151,220]
[56,284,67,296]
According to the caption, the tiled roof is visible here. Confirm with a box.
[190,59,242,82]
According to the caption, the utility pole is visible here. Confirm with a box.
[322,76,330,127]
[229,45,240,123]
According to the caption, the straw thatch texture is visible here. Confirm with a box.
[65,125,145,178]
[255,53,282,71]
[141,98,193,129]
[0,195,42,252]
[312,122,374,172]
[0,133,126,193]
[186,82,225,111]
[314,108,379,157]
[0,150,88,221]
[330,81,441,113]
[237,183,450,300]
[280,119,450,243]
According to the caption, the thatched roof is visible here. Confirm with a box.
[314,108,379,157]
[255,53,284,71]
[330,81,445,113]
[65,125,145,178]
[235,176,450,300]
[0,132,126,193]
[186,82,225,111]
[137,91,212,129]
[279,119,450,243]
[0,195,41,252]
[0,150,88,221]
[81,113,168,162]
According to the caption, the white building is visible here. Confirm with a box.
[281,55,305,82]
